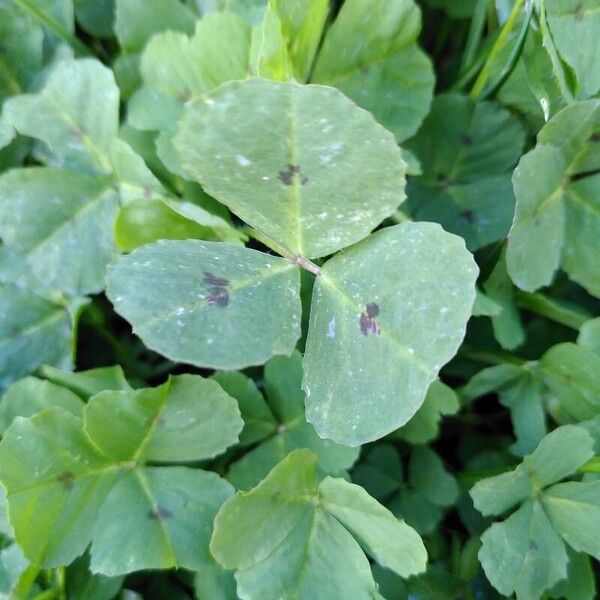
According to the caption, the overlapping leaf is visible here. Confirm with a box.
[507,100,600,296]
[216,350,358,490]
[471,425,599,600]
[406,93,525,250]
[311,0,434,143]
[210,449,427,599]
[303,222,477,445]
[0,375,242,574]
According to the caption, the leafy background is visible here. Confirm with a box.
[0,0,600,599]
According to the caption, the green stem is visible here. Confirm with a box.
[458,345,526,366]
[470,0,526,99]
[461,0,488,71]
[12,0,92,57]
[579,456,600,474]
[515,291,590,330]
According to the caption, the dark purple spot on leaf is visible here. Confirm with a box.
[207,287,229,307]
[460,209,475,224]
[278,164,308,186]
[57,471,75,491]
[461,134,473,146]
[148,506,173,521]
[360,303,381,336]
[528,540,538,551]
[590,132,600,143]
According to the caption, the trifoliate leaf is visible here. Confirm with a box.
[0,168,119,295]
[312,0,434,143]
[478,500,568,600]
[84,374,243,462]
[304,222,477,445]
[106,239,301,369]
[210,450,426,600]
[506,100,600,296]
[406,94,525,251]
[174,78,406,259]
[0,377,83,434]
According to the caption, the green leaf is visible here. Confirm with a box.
[211,371,277,447]
[470,466,533,517]
[407,446,459,508]
[84,374,243,462]
[174,78,406,258]
[393,380,460,444]
[506,100,600,296]
[319,476,427,578]
[550,549,596,600]
[542,480,600,560]
[106,239,302,369]
[539,342,600,422]
[250,7,294,81]
[522,424,594,487]
[478,500,568,600]
[0,376,83,434]
[269,0,329,81]
[225,351,358,490]
[0,375,239,574]
[39,364,132,399]
[0,250,74,390]
[210,450,426,599]
[304,222,477,445]
[546,0,600,98]
[3,58,119,174]
[460,363,525,402]
[66,554,124,600]
[0,409,118,567]
[90,466,233,575]
[406,94,525,251]
[312,0,433,143]
[0,168,119,295]
[482,250,525,350]
[578,317,600,357]
[114,0,195,53]
[114,198,244,252]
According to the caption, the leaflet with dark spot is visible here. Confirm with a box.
[360,302,381,336]
[147,506,174,521]
[203,271,230,308]
[57,470,75,490]
[278,164,309,186]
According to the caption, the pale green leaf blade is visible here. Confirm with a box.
[211,371,277,447]
[270,0,329,80]
[550,549,596,600]
[211,449,379,599]
[470,466,533,517]
[3,58,119,174]
[114,0,195,52]
[211,449,319,571]
[546,0,600,98]
[542,481,600,560]
[174,78,406,258]
[39,364,132,399]
[250,7,294,81]
[0,168,119,295]
[84,374,243,462]
[90,466,233,575]
[304,222,477,445]
[106,239,302,369]
[478,500,568,600]
[539,343,600,422]
[0,252,74,390]
[394,380,460,444]
[522,424,595,487]
[578,317,600,357]
[0,377,83,434]
[0,409,117,567]
[506,144,565,291]
[140,13,251,104]
[319,476,427,578]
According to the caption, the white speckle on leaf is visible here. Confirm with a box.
[175,307,185,316]
[327,318,336,338]
[236,154,252,167]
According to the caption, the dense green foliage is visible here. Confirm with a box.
[0,0,599,598]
